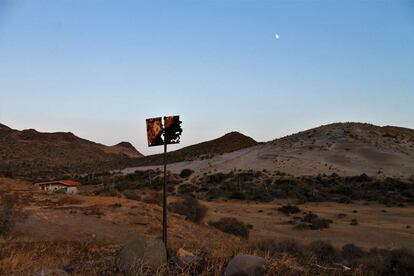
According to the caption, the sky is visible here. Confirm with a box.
[0,0,413,155]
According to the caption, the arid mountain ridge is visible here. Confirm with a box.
[1,122,414,179]
[0,123,142,178]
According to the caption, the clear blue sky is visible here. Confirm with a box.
[1,1,413,155]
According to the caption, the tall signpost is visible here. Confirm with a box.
[146,116,182,249]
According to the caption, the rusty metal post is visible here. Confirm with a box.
[146,115,181,250]
[162,132,168,248]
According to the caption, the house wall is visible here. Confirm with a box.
[39,183,79,194]
[65,187,78,195]
[43,184,65,192]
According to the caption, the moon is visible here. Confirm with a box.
[275,34,280,39]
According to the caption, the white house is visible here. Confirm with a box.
[34,180,80,194]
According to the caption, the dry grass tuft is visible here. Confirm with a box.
[0,238,119,275]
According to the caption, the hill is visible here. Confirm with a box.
[124,131,258,167]
[126,122,414,178]
[0,123,143,179]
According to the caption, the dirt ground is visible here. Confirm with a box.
[3,177,413,251]
[0,178,243,253]
[1,177,414,274]
[203,199,414,250]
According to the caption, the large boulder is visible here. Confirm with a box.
[117,237,167,275]
[224,255,267,276]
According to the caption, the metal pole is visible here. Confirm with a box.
[163,134,168,248]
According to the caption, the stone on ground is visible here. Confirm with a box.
[224,255,267,276]
[176,247,197,267]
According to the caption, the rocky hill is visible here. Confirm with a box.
[127,123,414,178]
[0,123,143,179]
[124,131,258,167]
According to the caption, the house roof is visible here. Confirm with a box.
[34,180,81,187]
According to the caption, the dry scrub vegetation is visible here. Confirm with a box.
[169,195,207,223]
[2,236,414,275]
[1,178,413,275]
[0,238,119,275]
[80,169,414,208]
[0,194,22,236]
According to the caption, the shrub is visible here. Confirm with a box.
[180,169,194,179]
[342,243,365,260]
[169,196,207,223]
[178,183,198,194]
[142,192,162,206]
[359,255,386,274]
[230,191,246,200]
[256,239,303,257]
[383,248,414,276]
[277,204,301,215]
[307,240,337,263]
[95,187,118,197]
[209,217,250,238]
[337,196,351,204]
[350,218,359,226]
[123,190,141,201]
[294,212,332,230]
[0,194,21,235]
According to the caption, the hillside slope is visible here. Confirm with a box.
[0,123,143,178]
[126,123,414,178]
[125,131,258,167]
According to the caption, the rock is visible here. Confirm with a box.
[177,255,197,267]
[177,248,194,257]
[117,237,167,275]
[63,263,82,273]
[34,268,70,276]
[175,248,197,267]
[224,255,267,276]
